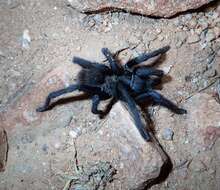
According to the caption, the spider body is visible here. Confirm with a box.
[36,46,186,141]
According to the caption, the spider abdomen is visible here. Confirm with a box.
[77,68,105,86]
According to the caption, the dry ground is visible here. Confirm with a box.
[0,0,220,189]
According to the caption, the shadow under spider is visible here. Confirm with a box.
[45,93,116,119]
[136,106,173,190]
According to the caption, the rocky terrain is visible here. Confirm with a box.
[0,0,220,189]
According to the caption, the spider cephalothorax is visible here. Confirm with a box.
[36,46,186,141]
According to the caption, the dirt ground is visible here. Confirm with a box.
[0,0,220,190]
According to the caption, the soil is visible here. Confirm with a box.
[0,0,220,189]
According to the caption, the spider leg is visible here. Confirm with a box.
[135,67,164,78]
[36,84,103,112]
[146,77,162,88]
[101,98,117,118]
[125,46,170,68]
[130,75,145,93]
[119,75,144,92]
[91,95,104,115]
[36,84,79,112]
[101,48,122,74]
[119,84,150,141]
[73,57,110,72]
[135,90,187,114]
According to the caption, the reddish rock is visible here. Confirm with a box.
[0,64,81,133]
[0,62,165,189]
[203,126,220,149]
[68,0,215,18]
[75,102,164,189]
[154,93,220,189]
[185,93,220,151]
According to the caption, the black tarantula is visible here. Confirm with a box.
[36,46,187,141]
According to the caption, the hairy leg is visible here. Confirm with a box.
[101,48,122,74]
[73,57,110,72]
[36,84,79,112]
[100,98,117,118]
[119,84,150,141]
[135,90,187,114]
[125,46,170,68]
[146,77,162,88]
[91,95,104,115]
[135,67,164,78]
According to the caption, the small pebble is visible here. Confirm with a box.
[158,35,164,41]
[185,14,193,21]
[93,14,103,24]
[76,46,81,52]
[21,134,34,144]
[88,19,95,28]
[211,12,219,20]
[21,29,31,49]
[206,29,216,42]
[195,27,203,35]
[175,32,187,48]
[42,144,49,152]
[187,34,200,44]
[54,142,61,149]
[198,18,208,30]
[155,28,162,34]
[69,130,77,138]
[22,110,38,122]
[162,128,174,141]
[187,19,197,28]
[162,65,173,75]
[104,25,112,33]
[142,32,157,42]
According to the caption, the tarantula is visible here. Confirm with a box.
[36,46,186,141]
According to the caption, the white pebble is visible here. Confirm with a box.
[21,29,31,49]
[69,130,78,138]
[98,130,103,135]
[162,65,173,75]
[162,128,174,141]
[54,142,61,149]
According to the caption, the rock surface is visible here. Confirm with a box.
[68,0,215,18]
[73,102,164,190]
[0,0,220,189]
[0,65,80,133]
[153,93,220,190]
[0,64,164,189]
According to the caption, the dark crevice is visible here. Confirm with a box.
[136,150,172,190]
[76,0,219,19]
[82,7,166,19]
[133,106,173,190]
